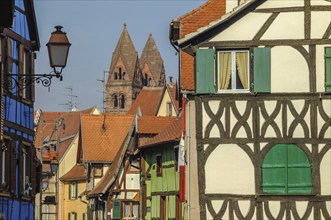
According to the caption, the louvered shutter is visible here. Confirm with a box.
[253,48,271,93]
[113,200,122,219]
[196,48,215,94]
[262,144,287,194]
[287,144,312,194]
[325,47,331,92]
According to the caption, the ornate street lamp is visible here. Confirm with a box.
[4,25,71,89]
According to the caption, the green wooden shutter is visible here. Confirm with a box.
[287,144,312,194]
[262,144,287,194]
[262,144,312,194]
[195,48,215,94]
[113,200,121,219]
[325,47,331,92]
[253,47,271,93]
[69,183,71,199]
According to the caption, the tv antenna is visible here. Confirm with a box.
[97,71,109,129]
[59,87,79,111]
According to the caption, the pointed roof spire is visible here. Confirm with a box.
[140,34,166,86]
[109,23,138,78]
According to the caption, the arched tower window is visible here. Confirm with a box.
[144,74,148,86]
[119,73,122,80]
[114,73,118,80]
[113,95,118,108]
[148,78,152,86]
[262,144,312,194]
[123,72,126,80]
[120,95,125,109]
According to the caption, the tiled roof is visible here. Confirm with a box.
[138,116,176,135]
[166,83,179,114]
[60,164,86,181]
[174,0,226,91]
[140,34,166,86]
[87,136,128,196]
[139,116,182,148]
[81,114,134,162]
[128,87,164,116]
[34,111,81,160]
[108,24,139,80]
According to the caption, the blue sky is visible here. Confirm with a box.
[34,0,204,112]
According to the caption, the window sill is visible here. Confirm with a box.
[0,191,10,197]
[217,89,251,94]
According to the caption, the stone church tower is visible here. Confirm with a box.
[105,24,143,114]
[140,34,166,87]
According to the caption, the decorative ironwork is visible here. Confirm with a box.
[4,70,62,91]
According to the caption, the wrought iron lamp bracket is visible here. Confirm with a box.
[4,68,63,90]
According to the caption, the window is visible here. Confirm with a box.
[114,72,118,80]
[120,95,125,109]
[145,74,148,86]
[123,72,126,80]
[93,166,103,177]
[119,67,122,80]
[156,155,162,176]
[123,202,138,218]
[69,182,78,200]
[174,146,179,172]
[195,47,270,94]
[148,78,152,86]
[68,212,77,220]
[325,47,331,92]
[262,144,312,194]
[114,95,118,108]
[1,143,7,186]
[218,50,249,91]
[167,102,172,116]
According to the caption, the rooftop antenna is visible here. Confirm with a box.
[97,71,109,129]
[59,87,79,111]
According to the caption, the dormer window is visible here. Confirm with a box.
[217,50,249,91]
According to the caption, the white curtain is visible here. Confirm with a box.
[219,52,232,90]
[236,52,249,89]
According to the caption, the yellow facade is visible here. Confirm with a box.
[157,88,177,117]
[62,180,88,220]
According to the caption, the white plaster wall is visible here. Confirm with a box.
[287,100,311,138]
[271,46,309,93]
[125,173,140,189]
[311,11,331,39]
[262,101,282,138]
[320,147,331,195]
[226,0,239,13]
[311,0,331,6]
[261,12,305,40]
[210,13,270,42]
[205,144,255,194]
[257,0,304,9]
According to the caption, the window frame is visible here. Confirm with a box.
[217,49,250,93]
[69,181,78,200]
[156,154,162,177]
[93,165,103,178]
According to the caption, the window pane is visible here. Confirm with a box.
[124,203,130,217]
[218,52,232,90]
[132,203,138,218]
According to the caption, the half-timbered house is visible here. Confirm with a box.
[171,0,331,219]
[0,0,39,219]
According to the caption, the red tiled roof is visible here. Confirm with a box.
[139,116,182,148]
[138,116,176,135]
[175,0,226,91]
[34,111,81,160]
[128,87,164,116]
[60,164,86,181]
[87,137,128,196]
[81,114,134,162]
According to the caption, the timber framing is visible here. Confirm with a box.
[194,94,331,219]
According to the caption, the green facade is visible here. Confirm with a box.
[143,144,181,220]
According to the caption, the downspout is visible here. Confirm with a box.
[183,93,191,220]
